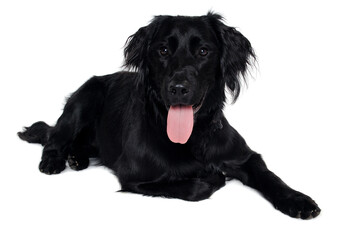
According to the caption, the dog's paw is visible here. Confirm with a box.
[39,158,66,175]
[39,150,66,175]
[67,155,89,171]
[273,191,321,219]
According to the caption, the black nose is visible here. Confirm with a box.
[169,84,189,97]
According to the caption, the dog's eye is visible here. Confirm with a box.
[199,48,208,56]
[159,47,169,56]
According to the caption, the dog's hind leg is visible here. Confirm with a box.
[20,76,106,175]
[67,126,99,171]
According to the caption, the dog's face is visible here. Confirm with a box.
[147,18,220,111]
[124,13,255,143]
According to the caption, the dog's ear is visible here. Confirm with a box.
[124,26,149,70]
[208,13,256,102]
[123,17,165,88]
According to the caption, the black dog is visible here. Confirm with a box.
[18,12,320,219]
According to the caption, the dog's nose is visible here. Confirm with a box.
[169,84,189,97]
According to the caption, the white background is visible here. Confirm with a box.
[1,0,359,239]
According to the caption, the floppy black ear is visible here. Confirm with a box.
[208,13,256,102]
[124,26,149,70]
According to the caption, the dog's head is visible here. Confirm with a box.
[124,12,255,144]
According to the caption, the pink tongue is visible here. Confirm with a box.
[167,105,194,144]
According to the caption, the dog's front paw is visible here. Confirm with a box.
[273,190,321,219]
[67,155,89,171]
[39,150,66,175]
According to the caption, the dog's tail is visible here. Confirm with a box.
[18,121,52,146]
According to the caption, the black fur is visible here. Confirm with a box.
[18,12,320,219]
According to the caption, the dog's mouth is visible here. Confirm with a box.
[166,94,205,144]
[192,94,205,114]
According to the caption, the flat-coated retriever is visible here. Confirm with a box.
[18,12,320,219]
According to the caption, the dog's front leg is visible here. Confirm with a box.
[120,168,226,201]
[222,153,320,219]
[214,122,321,219]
